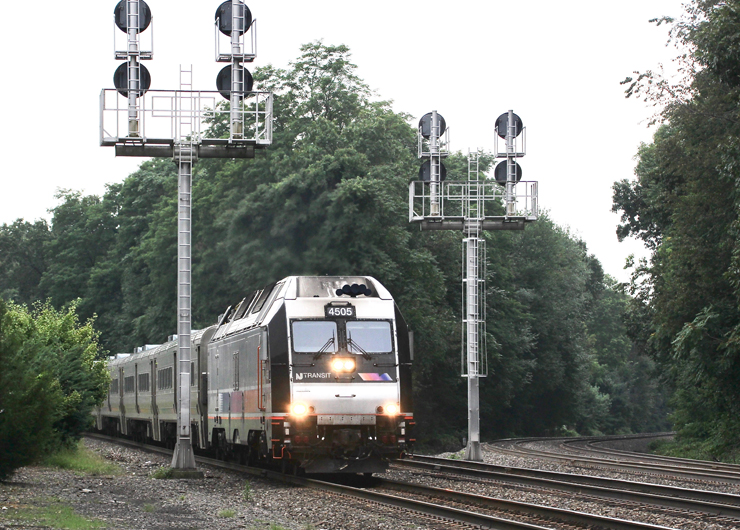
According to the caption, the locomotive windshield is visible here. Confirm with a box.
[347,321,392,354]
[292,321,337,353]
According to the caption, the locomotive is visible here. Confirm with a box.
[93,276,415,474]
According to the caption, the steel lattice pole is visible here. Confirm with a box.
[171,147,197,470]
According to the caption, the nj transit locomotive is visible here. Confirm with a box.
[93,276,414,474]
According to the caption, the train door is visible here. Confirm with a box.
[135,363,140,414]
[118,367,126,435]
[151,359,159,441]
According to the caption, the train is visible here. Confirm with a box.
[92,275,415,474]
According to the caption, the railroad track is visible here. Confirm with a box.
[396,454,740,519]
[488,434,740,485]
[564,437,740,474]
[85,433,680,529]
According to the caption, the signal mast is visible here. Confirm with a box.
[409,111,538,461]
[101,0,272,473]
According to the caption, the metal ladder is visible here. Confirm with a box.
[178,65,194,142]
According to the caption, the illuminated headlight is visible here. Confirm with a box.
[331,358,355,372]
[384,403,399,416]
[291,403,308,416]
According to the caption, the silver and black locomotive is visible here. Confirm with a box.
[93,276,414,473]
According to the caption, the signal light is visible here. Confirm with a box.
[113,63,151,98]
[419,112,447,138]
[384,403,399,416]
[114,0,152,33]
[419,160,447,182]
[216,65,254,100]
[495,112,523,139]
[215,1,252,36]
[494,161,523,184]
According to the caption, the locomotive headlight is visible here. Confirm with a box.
[384,403,399,416]
[291,402,308,416]
[331,358,355,372]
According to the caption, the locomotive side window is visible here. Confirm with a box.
[110,378,119,395]
[292,321,338,353]
[346,321,393,354]
[138,373,150,392]
[124,376,135,394]
[157,367,173,390]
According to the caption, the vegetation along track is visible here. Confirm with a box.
[86,433,680,529]
[488,434,740,485]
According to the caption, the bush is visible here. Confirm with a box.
[0,299,108,481]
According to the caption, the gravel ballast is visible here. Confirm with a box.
[3,437,740,529]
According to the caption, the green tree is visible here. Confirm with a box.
[0,220,51,304]
[615,0,740,455]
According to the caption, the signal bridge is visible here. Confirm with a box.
[409,111,538,462]
[408,179,538,231]
[99,88,273,157]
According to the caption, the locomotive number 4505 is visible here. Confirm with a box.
[325,304,355,318]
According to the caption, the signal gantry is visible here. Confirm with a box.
[101,0,273,473]
[409,111,538,461]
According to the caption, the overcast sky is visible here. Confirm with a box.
[1,0,686,282]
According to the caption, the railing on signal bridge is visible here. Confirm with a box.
[409,180,538,224]
[100,89,273,147]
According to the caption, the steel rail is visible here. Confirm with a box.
[566,438,740,474]
[487,437,740,485]
[83,434,545,529]
[396,455,740,519]
[86,433,683,529]
[376,476,679,530]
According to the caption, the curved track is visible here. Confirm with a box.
[488,434,740,485]
[85,433,682,529]
[396,454,740,519]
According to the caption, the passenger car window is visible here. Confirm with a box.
[292,321,338,353]
[346,321,393,354]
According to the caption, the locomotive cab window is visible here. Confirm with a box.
[347,321,393,354]
[292,321,338,353]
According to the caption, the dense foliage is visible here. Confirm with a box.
[0,300,108,480]
[1,42,668,451]
[615,1,740,458]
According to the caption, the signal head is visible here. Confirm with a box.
[113,63,151,97]
[215,1,253,36]
[495,113,523,139]
[419,112,447,138]
[216,65,254,100]
[114,0,152,33]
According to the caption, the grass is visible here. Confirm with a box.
[41,442,122,476]
[243,480,252,501]
[218,509,236,518]
[150,466,174,479]
[143,504,156,513]
[2,500,105,529]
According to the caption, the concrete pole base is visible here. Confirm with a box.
[167,469,204,480]
[464,441,482,462]
[171,440,198,471]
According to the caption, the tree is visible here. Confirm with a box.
[615,0,740,456]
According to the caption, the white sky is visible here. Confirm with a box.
[0,0,686,283]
